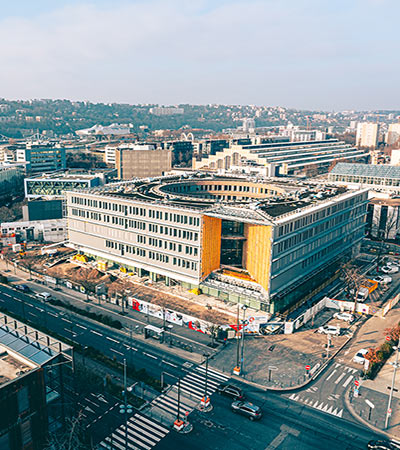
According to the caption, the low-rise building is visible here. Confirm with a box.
[1,219,67,243]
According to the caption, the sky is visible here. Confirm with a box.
[0,0,398,110]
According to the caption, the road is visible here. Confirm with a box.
[155,384,382,450]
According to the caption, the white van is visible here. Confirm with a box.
[349,287,369,302]
[35,292,52,302]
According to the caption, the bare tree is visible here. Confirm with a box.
[77,269,98,301]
[44,414,92,450]
[341,263,370,314]
[20,254,36,280]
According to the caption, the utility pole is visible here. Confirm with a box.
[240,305,248,374]
[385,345,400,429]
[177,378,181,423]
[124,358,128,450]
[235,302,240,370]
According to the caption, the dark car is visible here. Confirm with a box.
[217,383,245,400]
[231,401,262,421]
[14,284,31,293]
[368,440,400,449]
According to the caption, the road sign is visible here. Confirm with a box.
[185,411,189,416]
[388,408,392,415]
[365,399,375,409]
[305,365,311,371]
[354,380,360,387]
[268,366,278,371]
[386,336,391,342]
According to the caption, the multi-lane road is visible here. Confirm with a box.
[0,282,386,449]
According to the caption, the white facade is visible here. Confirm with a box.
[387,123,400,146]
[356,122,379,148]
[1,219,67,242]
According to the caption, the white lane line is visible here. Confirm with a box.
[335,373,346,384]
[110,348,124,356]
[48,312,58,317]
[28,312,37,317]
[143,352,158,360]
[326,369,337,381]
[3,293,11,298]
[76,324,87,329]
[90,330,103,336]
[61,317,72,323]
[106,336,119,344]
[342,375,353,388]
[162,360,178,368]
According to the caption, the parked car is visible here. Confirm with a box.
[14,284,31,293]
[318,325,341,335]
[368,440,400,449]
[231,401,262,421]
[333,312,354,323]
[373,275,392,284]
[35,292,52,302]
[381,266,399,274]
[353,348,369,364]
[217,383,245,400]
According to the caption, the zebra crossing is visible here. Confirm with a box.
[97,364,229,450]
[150,365,230,420]
[287,363,358,419]
[98,412,170,450]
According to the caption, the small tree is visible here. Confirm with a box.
[341,262,369,313]
[20,254,36,279]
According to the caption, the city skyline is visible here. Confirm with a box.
[0,0,399,110]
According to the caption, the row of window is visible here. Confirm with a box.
[70,196,201,226]
[148,237,199,255]
[274,204,366,254]
[277,193,367,237]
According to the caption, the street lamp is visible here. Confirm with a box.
[385,345,400,429]
[240,305,248,375]
[119,359,133,449]
[200,353,212,412]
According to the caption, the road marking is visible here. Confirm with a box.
[106,336,119,344]
[342,375,353,388]
[90,330,103,336]
[27,312,36,317]
[143,352,157,360]
[76,324,87,330]
[265,425,300,450]
[334,363,340,368]
[3,293,11,298]
[110,348,124,356]
[61,317,72,323]
[162,360,178,368]
[326,369,337,381]
[48,312,58,317]
[335,373,346,384]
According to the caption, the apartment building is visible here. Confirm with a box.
[66,174,367,313]
[356,122,379,148]
[115,146,171,179]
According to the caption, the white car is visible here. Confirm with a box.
[333,312,354,323]
[373,275,392,284]
[35,292,52,302]
[353,348,369,364]
[318,325,341,335]
[381,266,399,274]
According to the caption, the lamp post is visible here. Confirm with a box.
[385,345,400,429]
[240,305,248,375]
[234,302,241,375]
[119,359,133,449]
[200,353,212,411]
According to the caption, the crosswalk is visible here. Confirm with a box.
[78,393,119,429]
[150,365,230,420]
[98,412,170,450]
[97,364,229,450]
[287,363,358,419]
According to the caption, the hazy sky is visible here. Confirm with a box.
[0,0,398,110]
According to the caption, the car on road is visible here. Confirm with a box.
[217,383,245,400]
[373,275,392,284]
[333,312,354,323]
[35,292,52,302]
[381,265,399,274]
[318,325,341,335]
[368,440,400,449]
[353,348,369,364]
[231,401,262,421]
[14,284,31,293]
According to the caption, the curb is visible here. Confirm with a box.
[344,386,394,439]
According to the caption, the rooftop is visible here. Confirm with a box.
[0,350,36,387]
[330,163,400,179]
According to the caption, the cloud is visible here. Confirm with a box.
[0,0,398,109]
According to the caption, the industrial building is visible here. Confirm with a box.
[193,139,368,177]
[66,174,368,313]
[0,313,73,449]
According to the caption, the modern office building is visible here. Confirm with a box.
[356,122,379,148]
[116,146,172,179]
[366,198,400,241]
[0,166,24,204]
[0,313,73,449]
[193,139,369,177]
[16,142,66,174]
[66,174,368,313]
